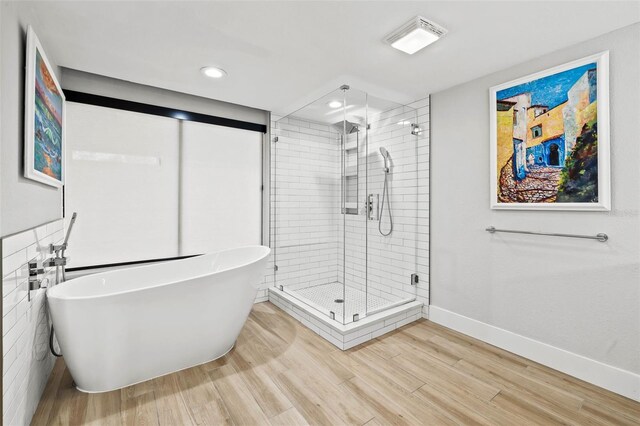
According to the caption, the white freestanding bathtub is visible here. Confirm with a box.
[47,245,271,393]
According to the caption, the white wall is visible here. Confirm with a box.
[430,23,640,397]
[2,220,64,425]
[1,3,63,237]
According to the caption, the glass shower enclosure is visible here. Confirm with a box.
[272,86,419,325]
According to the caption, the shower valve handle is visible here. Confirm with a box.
[367,194,379,221]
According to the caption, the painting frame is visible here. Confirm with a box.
[24,26,65,188]
[489,51,610,211]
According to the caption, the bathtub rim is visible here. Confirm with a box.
[47,245,271,301]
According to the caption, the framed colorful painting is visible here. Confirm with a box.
[489,51,610,210]
[24,26,65,188]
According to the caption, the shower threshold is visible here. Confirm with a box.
[268,286,423,350]
[285,282,411,324]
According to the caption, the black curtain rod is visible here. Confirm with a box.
[63,89,267,133]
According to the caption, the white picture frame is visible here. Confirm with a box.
[24,26,66,188]
[489,51,610,211]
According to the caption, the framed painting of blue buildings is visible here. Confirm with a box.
[490,52,610,210]
[24,26,65,188]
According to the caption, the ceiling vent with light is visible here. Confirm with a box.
[385,16,447,55]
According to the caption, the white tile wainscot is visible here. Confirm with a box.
[268,287,422,350]
[2,219,64,426]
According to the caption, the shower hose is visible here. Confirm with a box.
[378,171,393,236]
[50,325,62,357]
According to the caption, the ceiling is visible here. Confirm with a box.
[26,1,640,116]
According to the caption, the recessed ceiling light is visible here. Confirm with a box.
[385,16,447,55]
[328,100,342,109]
[200,66,227,79]
[397,120,411,126]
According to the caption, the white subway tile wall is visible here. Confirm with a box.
[266,96,430,320]
[270,120,341,292]
[2,220,64,426]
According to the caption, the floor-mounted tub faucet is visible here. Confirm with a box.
[48,212,78,358]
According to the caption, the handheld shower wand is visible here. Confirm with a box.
[60,212,77,282]
[62,212,78,249]
[380,147,390,173]
[378,148,393,236]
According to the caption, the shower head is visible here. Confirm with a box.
[380,147,390,172]
[332,120,359,135]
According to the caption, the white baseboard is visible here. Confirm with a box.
[428,306,640,402]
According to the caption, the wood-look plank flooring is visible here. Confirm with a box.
[32,302,640,425]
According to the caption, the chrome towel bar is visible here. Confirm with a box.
[486,226,608,242]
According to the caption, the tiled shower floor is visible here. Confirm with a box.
[291,282,407,323]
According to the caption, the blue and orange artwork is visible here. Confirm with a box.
[496,63,598,203]
[33,48,63,181]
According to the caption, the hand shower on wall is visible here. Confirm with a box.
[378,147,393,236]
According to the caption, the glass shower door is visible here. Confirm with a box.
[272,88,348,323]
[271,86,419,326]
[364,100,419,316]
[339,88,369,324]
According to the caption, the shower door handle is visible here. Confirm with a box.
[367,194,379,220]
